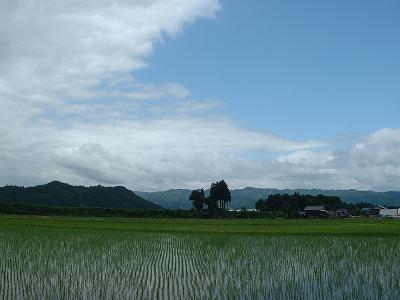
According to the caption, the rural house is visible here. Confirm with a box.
[379,208,400,218]
[304,205,329,218]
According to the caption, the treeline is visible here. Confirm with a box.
[255,193,373,215]
[0,203,193,218]
[0,203,287,219]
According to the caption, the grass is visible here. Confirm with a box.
[1,215,400,235]
[1,216,400,299]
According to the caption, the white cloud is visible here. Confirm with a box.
[266,129,400,191]
[278,150,335,165]
[0,1,398,192]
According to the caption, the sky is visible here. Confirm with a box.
[0,0,399,191]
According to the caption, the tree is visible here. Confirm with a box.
[205,195,217,217]
[189,189,205,214]
[255,199,268,211]
[209,180,231,216]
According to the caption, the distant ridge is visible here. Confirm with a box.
[0,181,162,209]
[2,182,398,210]
[136,187,400,209]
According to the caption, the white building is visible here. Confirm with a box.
[235,208,258,212]
[379,208,400,218]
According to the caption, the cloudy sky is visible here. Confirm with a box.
[1,0,399,191]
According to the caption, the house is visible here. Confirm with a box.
[362,205,386,217]
[304,205,329,218]
[371,205,387,216]
[379,208,400,218]
[362,207,372,215]
[336,208,350,218]
[236,208,258,212]
[245,208,258,212]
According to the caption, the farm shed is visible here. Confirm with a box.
[304,206,329,218]
[371,205,387,215]
[379,208,400,218]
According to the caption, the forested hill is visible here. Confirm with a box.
[136,187,400,209]
[0,181,162,209]
[2,182,398,210]
[136,189,193,210]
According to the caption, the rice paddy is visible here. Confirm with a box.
[1,216,400,299]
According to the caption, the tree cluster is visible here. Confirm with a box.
[189,189,205,213]
[189,180,231,217]
[255,193,373,215]
[256,193,342,212]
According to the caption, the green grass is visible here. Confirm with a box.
[1,215,400,235]
[1,216,400,299]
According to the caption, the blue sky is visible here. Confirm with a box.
[138,0,400,144]
[1,0,400,191]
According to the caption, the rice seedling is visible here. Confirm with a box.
[0,226,399,299]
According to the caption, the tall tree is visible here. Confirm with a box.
[189,189,205,214]
[207,183,218,216]
[209,180,231,216]
[218,180,231,212]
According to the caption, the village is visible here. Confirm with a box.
[229,205,400,219]
[302,205,400,218]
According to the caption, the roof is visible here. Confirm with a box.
[379,208,399,212]
[304,205,326,211]
[373,205,388,209]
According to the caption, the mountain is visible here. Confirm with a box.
[0,181,162,209]
[136,189,193,210]
[3,182,398,210]
[136,187,400,209]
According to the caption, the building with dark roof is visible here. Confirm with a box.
[304,205,329,218]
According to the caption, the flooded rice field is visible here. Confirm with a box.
[0,230,399,299]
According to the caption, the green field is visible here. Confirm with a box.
[1,216,400,299]
[2,215,400,235]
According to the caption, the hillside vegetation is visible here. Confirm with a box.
[0,181,161,209]
[137,187,400,209]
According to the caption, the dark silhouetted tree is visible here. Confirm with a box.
[189,189,205,214]
[209,180,231,216]
[255,199,267,211]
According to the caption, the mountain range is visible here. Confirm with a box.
[1,181,399,210]
[136,187,400,209]
[0,181,161,209]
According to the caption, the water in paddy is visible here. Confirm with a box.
[0,230,399,299]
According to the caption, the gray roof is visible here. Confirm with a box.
[373,205,388,209]
[304,205,326,211]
